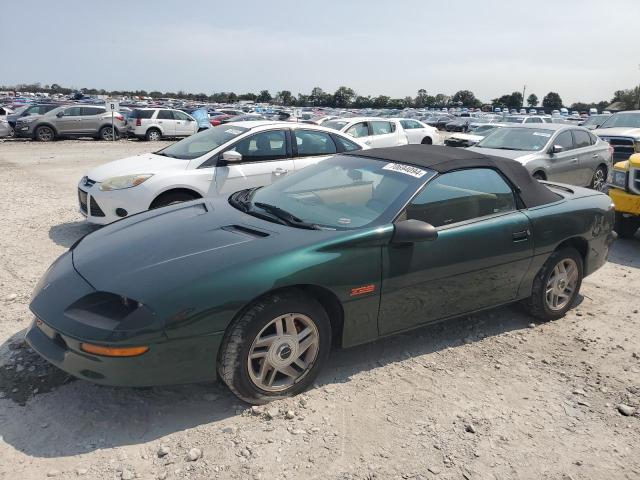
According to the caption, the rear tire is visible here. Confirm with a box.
[149,191,199,209]
[614,212,640,239]
[522,248,583,321]
[145,128,162,141]
[35,126,55,142]
[589,165,607,192]
[98,126,117,141]
[421,137,433,145]
[218,290,331,404]
[533,171,546,181]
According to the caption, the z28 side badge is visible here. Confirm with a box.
[350,284,376,296]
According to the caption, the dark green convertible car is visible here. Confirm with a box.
[28,145,615,404]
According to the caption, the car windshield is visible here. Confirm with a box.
[156,125,249,160]
[323,120,350,131]
[581,115,609,127]
[235,155,435,230]
[599,112,640,129]
[474,125,498,135]
[503,116,524,123]
[476,127,552,151]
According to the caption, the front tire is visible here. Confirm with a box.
[522,248,583,321]
[149,191,199,209]
[35,126,55,142]
[614,212,640,239]
[218,290,331,404]
[421,137,433,145]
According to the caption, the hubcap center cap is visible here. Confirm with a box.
[267,335,299,368]
[278,344,292,360]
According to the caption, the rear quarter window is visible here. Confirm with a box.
[131,109,154,119]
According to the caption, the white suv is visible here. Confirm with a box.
[78,121,367,224]
[127,108,199,141]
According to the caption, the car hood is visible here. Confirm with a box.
[595,127,640,138]
[465,146,540,163]
[71,198,346,302]
[85,153,189,181]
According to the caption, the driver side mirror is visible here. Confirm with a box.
[222,150,243,163]
[392,219,438,244]
[550,144,564,155]
[56,111,64,118]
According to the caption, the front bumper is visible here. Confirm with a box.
[14,122,35,137]
[78,183,151,225]
[25,317,222,386]
[27,250,223,386]
[609,187,640,216]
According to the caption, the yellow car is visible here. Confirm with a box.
[609,153,640,238]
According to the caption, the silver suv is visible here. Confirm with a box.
[126,108,198,141]
[14,105,126,141]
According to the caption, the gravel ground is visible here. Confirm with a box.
[0,139,639,480]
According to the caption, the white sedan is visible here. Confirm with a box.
[392,118,442,145]
[322,117,409,148]
[78,122,367,224]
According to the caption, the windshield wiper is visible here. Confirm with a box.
[253,202,320,230]
[229,187,260,212]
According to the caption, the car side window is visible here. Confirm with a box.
[229,130,287,162]
[573,130,592,148]
[173,111,190,121]
[157,110,174,120]
[63,107,82,116]
[554,131,574,150]
[346,122,369,138]
[294,130,337,156]
[403,169,516,228]
[332,134,362,152]
[527,117,542,123]
[81,107,104,116]
[371,121,392,136]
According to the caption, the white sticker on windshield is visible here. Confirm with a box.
[382,163,428,178]
[532,132,551,137]
[225,128,244,135]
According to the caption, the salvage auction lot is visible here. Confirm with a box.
[0,140,639,480]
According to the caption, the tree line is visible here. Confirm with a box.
[3,82,639,111]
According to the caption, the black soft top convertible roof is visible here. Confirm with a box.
[347,144,561,208]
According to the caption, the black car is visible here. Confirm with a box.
[445,117,476,132]
[425,115,454,130]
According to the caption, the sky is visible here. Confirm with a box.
[2,0,639,105]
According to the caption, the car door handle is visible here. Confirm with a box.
[273,168,288,176]
[512,230,530,242]
[569,157,578,163]
[592,154,599,158]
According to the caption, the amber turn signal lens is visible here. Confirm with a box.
[80,343,149,357]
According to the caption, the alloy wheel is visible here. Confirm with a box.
[247,313,319,392]
[38,127,53,142]
[148,130,161,141]
[101,127,115,141]
[545,258,579,311]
